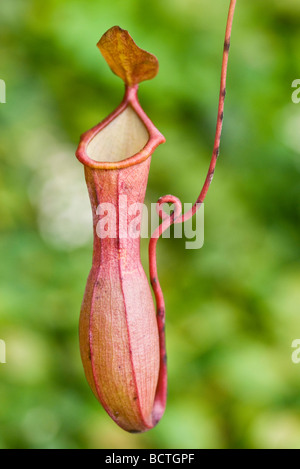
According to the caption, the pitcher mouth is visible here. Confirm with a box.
[76,85,165,170]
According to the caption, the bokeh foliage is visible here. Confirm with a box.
[0,0,300,449]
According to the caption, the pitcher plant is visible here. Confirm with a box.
[76,0,237,433]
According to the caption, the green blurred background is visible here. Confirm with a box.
[0,0,300,449]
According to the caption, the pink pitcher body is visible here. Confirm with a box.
[76,85,167,432]
[80,160,161,432]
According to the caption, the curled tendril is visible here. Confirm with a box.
[155,195,182,222]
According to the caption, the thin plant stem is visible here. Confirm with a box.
[149,0,237,423]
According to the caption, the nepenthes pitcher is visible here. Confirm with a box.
[76,0,237,433]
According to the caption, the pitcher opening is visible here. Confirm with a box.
[86,105,149,164]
